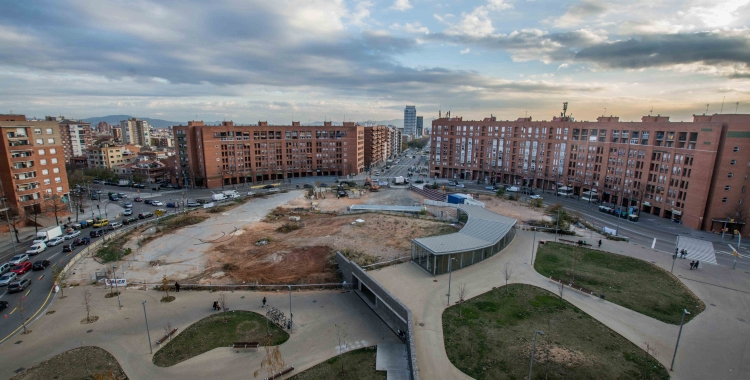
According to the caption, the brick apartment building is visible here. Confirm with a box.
[173,121,365,188]
[0,114,70,218]
[431,113,750,231]
[58,118,92,164]
[364,125,388,169]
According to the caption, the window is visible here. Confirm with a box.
[731,160,736,165]
[54,177,61,183]
[53,167,59,173]
[722,197,728,203]
[47,138,55,144]
[51,158,58,164]
[50,148,56,154]
[34,129,41,135]
[36,139,43,145]
[40,159,47,165]
[43,179,50,185]
[734,147,739,152]
[42,169,49,175]
[38,149,45,155]
[728,172,734,178]
[726,186,731,190]
[46,128,53,135]
[56,186,63,192]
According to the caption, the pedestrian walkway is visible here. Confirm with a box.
[678,235,718,264]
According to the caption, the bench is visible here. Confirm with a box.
[233,342,260,352]
[264,367,295,380]
[156,327,178,345]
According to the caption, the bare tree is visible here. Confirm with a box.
[254,334,286,379]
[335,324,349,373]
[161,275,170,299]
[6,205,23,243]
[457,283,469,318]
[558,281,565,299]
[82,288,95,323]
[18,297,30,334]
[503,262,513,294]
[52,266,68,298]
[44,195,66,226]
[219,292,228,320]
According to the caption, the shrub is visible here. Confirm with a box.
[277,222,302,233]
[496,188,506,197]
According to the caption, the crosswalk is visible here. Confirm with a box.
[677,236,718,265]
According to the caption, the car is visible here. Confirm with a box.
[152,201,164,206]
[92,179,102,184]
[187,201,200,207]
[133,183,145,189]
[456,184,465,188]
[263,184,275,189]
[93,219,109,228]
[337,190,347,197]
[166,202,176,208]
[32,260,51,271]
[521,189,536,195]
[268,188,280,193]
[0,272,18,286]
[124,202,133,208]
[302,184,313,189]
[91,194,99,200]
[485,186,497,191]
[62,243,75,252]
[0,263,10,275]
[138,212,154,219]
[90,229,104,237]
[123,209,133,216]
[196,199,208,204]
[530,195,543,200]
[144,199,153,205]
[9,254,29,265]
[118,192,127,197]
[8,279,31,293]
[11,261,32,275]
[108,222,122,230]
[134,197,143,202]
[109,195,119,201]
[73,237,91,246]
[320,183,328,187]
[415,179,424,184]
[0,300,8,311]
[123,217,139,225]
[26,243,46,256]
[47,236,65,246]
[65,230,81,240]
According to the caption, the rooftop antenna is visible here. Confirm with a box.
[649,107,653,116]
[603,107,607,117]
[720,96,726,114]
[736,102,740,114]
[562,102,568,118]
[705,104,710,114]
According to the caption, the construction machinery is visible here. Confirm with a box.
[364,177,380,192]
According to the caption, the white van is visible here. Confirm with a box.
[557,186,574,196]
[506,186,520,193]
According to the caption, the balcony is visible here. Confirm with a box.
[12,162,34,170]
[8,140,30,147]
[16,182,40,192]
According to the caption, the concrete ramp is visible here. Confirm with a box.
[376,343,409,379]
[677,236,717,265]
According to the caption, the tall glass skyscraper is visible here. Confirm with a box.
[404,105,416,137]
[416,116,423,138]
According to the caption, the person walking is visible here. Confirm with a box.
[212,301,218,311]
[689,261,695,270]
[262,296,267,308]
[695,260,700,269]
[598,239,602,248]
[175,282,180,292]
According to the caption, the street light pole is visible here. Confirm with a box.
[288,285,293,332]
[447,257,456,306]
[528,330,544,379]
[142,300,152,354]
[670,309,690,371]
[113,265,121,309]
[555,208,561,242]
[671,236,680,273]
[531,228,537,264]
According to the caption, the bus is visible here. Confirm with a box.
[556,186,574,197]
[581,190,599,202]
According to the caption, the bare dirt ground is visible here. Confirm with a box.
[284,187,425,213]
[477,194,548,223]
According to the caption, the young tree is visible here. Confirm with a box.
[503,262,513,294]
[82,288,95,323]
[558,281,565,299]
[334,324,349,373]
[6,205,23,243]
[161,275,170,299]
[457,283,469,318]
[52,266,68,298]
[18,297,30,334]
[44,194,66,226]
[254,334,286,379]
[219,292,229,320]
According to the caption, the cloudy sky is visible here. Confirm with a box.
[1,0,749,124]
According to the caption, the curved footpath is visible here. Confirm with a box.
[369,230,750,380]
[0,288,400,379]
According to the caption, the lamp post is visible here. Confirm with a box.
[555,208,561,242]
[288,285,293,332]
[528,330,544,379]
[142,300,152,354]
[112,265,121,309]
[531,228,537,264]
[447,257,457,306]
[670,309,690,371]
[671,236,680,273]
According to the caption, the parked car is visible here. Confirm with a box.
[151,201,164,206]
[196,199,208,204]
[73,237,91,246]
[0,272,18,286]
[8,279,31,293]
[11,261,32,275]
[134,197,143,202]
[0,301,8,311]
[415,180,424,184]
[62,243,75,252]
[144,199,153,205]
[93,219,109,228]
[187,201,200,207]
[123,209,133,216]
[319,183,328,187]
[133,183,145,189]
[485,185,497,191]
[123,217,139,225]
[90,229,104,238]
[303,183,313,188]
[47,236,65,246]
[92,179,102,184]
[26,243,46,256]
[0,263,10,275]
[91,194,99,200]
[268,188,280,193]
[32,260,51,271]
[530,195,543,200]
[263,184,275,189]
[456,184,465,188]
[166,202,176,208]
[65,230,81,240]
[138,212,154,219]
[9,254,29,265]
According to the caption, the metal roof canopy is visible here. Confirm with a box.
[413,204,517,255]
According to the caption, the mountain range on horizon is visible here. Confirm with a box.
[80,116,432,129]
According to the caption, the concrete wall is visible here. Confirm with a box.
[336,252,419,380]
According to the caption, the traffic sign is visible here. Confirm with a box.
[155,210,164,217]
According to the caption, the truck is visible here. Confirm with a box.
[394,176,405,185]
[34,225,62,244]
[118,179,130,187]
[222,190,240,199]
[211,193,226,201]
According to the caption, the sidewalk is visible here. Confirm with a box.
[369,230,750,380]
[0,288,400,379]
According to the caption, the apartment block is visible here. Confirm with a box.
[174,121,365,188]
[87,144,127,169]
[364,125,388,169]
[389,126,402,158]
[121,118,150,146]
[58,119,92,164]
[431,113,750,231]
[0,114,69,217]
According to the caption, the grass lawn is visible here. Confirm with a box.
[11,346,128,380]
[443,284,669,380]
[153,310,289,367]
[534,242,705,324]
[288,347,384,380]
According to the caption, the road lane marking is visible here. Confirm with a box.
[25,289,30,296]
[0,286,54,344]
[8,307,16,315]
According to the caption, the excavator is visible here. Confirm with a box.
[364,176,380,192]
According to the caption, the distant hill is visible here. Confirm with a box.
[82,115,187,128]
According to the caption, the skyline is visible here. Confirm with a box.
[1,0,749,123]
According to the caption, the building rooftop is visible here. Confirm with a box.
[413,204,516,255]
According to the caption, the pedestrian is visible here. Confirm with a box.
[212,301,218,311]
[689,261,695,270]
[695,260,700,269]
[598,239,602,248]
[262,296,267,308]
[175,282,180,292]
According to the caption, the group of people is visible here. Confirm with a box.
[689,260,700,270]
[679,249,689,259]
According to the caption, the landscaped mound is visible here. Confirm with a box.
[288,347,384,380]
[443,284,669,380]
[11,346,127,380]
[153,310,289,367]
[534,242,705,324]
